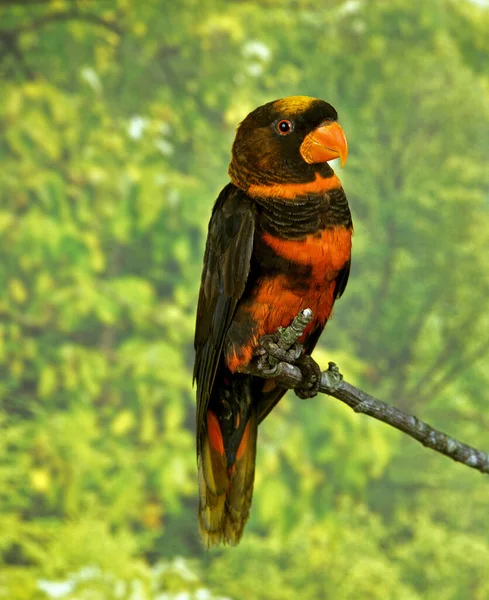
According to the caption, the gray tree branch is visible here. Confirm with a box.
[244,309,489,475]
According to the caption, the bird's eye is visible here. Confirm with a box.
[277,119,293,135]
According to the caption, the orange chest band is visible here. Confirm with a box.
[247,173,341,200]
[262,226,352,274]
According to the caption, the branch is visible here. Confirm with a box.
[244,309,489,475]
[0,29,35,79]
[0,7,121,78]
[0,10,121,38]
[0,0,60,4]
[23,11,121,35]
[416,333,489,406]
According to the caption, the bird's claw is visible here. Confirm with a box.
[284,342,303,362]
[256,354,279,377]
[294,354,322,399]
[255,333,304,365]
[253,334,342,396]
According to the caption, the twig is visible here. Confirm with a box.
[0,10,121,38]
[244,309,489,475]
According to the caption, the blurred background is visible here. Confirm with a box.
[1,0,489,598]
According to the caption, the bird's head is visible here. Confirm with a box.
[228,96,348,198]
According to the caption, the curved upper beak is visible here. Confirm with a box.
[300,121,348,167]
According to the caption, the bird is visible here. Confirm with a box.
[194,96,352,547]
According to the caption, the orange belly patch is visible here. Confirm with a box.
[250,274,337,335]
[226,226,352,373]
[226,276,337,372]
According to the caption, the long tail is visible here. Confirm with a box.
[197,373,258,547]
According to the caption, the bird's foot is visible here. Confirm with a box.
[254,332,303,375]
[294,354,322,399]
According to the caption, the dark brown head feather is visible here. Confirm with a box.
[228,96,339,190]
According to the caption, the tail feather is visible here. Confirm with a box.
[198,423,227,539]
[198,378,258,548]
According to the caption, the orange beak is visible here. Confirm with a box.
[300,121,348,167]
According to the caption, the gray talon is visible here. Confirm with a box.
[257,333,304,368]
[256,355,279,376]
[249,314,346,397]
[294,354,321,400]
[286,342,303,362]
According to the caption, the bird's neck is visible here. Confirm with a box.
[253,192,326,238]
[252,185,351,239]
[234,165,350,239]
[229,156,335,191]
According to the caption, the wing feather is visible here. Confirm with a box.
[194,184,255,448]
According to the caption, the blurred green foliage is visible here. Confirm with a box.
[1,0,489,598]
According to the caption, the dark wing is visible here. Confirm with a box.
[334,259,350,299]
[194,184,255,444]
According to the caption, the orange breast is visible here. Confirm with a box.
[226,226,352,372]
[262,226,352,278]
